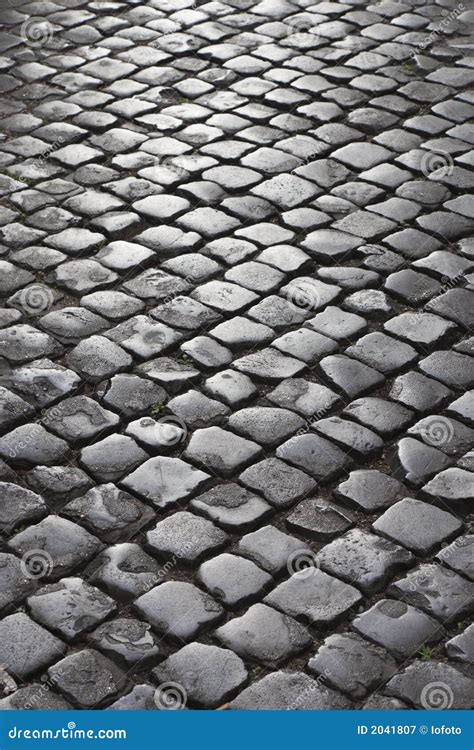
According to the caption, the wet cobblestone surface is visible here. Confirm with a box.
[0,0,473,712]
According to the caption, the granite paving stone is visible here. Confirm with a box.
[0,552,38,614]
[421,468,474,508]
[48,649,125,708]
[346,333,417,376]
[153,643,247,709]
[9,516,103,580]
[86,543,163,603]
[0,424,69,467]
[311,417,383,459]
[277,433,354,483]
[239,457,316,509]
[286,498,353,542]
[25,466,93,506]
[0,481,46,534]
[27,577,116,642]
[229,407,305,447]
[1,0,472,711]
[236,525,312,576]
[146,511,228,565]
[121,457,210,509]
[62,484,154,544]
[230,671,351,710]
[334,470,407,513]
[436,535,474,581]
[342,398,413,438]
[352,600,444,661]
[0,686,71,711]
[419,351,474,392]
[107,685,158,711]
[308,632,398,700]
[0,324,61,364]
[65,335,132,382]
[39,308,110,345]
[445,625,474,665]
[89,618,161,669]
[197,553,272,609]
[388,563,474,624]
[384,661,473,710]
[190,483,272,532]
[317,529,414,595]
[373,498,463,554]
[184,426,263,476]
[135,582,224,643]
[389,437,451,487]
[447,392,474,427]
[42,396,119,445]
[265,569,362,627]
[215,603,311,667]
[389,371,452,414]
[98,374,167,419]
[0,613,66,680]
[267,378,340,419]
[407,416,473,457]
[204,369,257,408]
[80,434,148,483]
[319,354,384,398]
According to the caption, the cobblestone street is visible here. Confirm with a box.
[0,0,473,712]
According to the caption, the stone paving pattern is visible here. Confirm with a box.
[0,0,473,712]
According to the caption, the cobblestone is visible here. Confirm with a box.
[352,600,444,661]
[308,632,397,700]
[0,0,472,712]
[153,643,247,709]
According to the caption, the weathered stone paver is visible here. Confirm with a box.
[0,0,472,712]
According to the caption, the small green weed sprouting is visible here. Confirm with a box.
[418,645,436,660]
[149,402,164,418]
